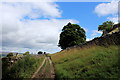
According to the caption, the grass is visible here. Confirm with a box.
[45,59,50,73]
[38,58,47,73]
[39,58,50,73]
[51,45,120,79]
[37,58,51,78]
[108,28,119,34]
[2,55,45,79]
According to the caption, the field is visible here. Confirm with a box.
[51,45,120,79]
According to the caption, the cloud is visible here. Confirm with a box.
[95,1,118,16]
[1,0,119,2]
[86,30,102,41]
[1,0,57,2]
[86,38,92,41]
[91,30,102,37]
[2,19,78,53]
[1,2,79,53]
[0,2,61,19]
[107,15,119,24]
[95,1,119,23]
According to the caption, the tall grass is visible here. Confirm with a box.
[51,46,120,79]
[2,55,45,79]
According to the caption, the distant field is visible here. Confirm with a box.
[0,53,6,58]
[1,52,23,58]
[51,45,120,78]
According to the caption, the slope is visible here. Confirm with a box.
[51,31,120,79]
[51,46,120,79]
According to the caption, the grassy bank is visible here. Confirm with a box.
[51,46,120,79]
[2,55,45,79]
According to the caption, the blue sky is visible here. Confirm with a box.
[57,2,106,39]
[1,1,118,53]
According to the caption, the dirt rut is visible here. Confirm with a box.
[32,56,55,79]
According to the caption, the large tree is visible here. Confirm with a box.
[58,22,86,49]
[38,51,43,55]
[98,21,114,35]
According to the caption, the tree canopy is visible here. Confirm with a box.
[58,22,86,49]
[98,21,114,35]
[38,51,43,54]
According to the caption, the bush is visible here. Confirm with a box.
[2,55,45,79]
[23,51,29,56]
[6,53,14,57]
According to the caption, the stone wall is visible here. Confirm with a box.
[66,31,120,50]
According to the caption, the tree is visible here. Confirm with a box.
[7,53,14,57]
[98,21,114,35]
[44,52,46,54]
[38,51,43,55]
[16,53,18,56]
[58,22,86,49]
[23,51,29,56]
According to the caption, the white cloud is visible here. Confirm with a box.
[0,2,79,53]
[2,19,78,53]
[1,0,57,2]
[0,2,61,19]
[95,1,119,23]
[86,30,102,41]
[107,15,119,24]
[1,0,119,2]
[86,38,92,41]
[95,1,118,16]
[91,30,102,37]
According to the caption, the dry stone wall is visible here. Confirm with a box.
[66,31,120,50]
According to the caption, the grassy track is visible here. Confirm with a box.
[33,56,55,78]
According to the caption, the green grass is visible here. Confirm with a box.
[39,58,50,73]
[45,59,50,73]
[2,55,45,79]
[51,46,120,79]
[39,58,47,73]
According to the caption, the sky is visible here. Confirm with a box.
[0,0,119,54]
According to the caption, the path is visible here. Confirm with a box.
[31,57,47,78]
[32,56,55,79]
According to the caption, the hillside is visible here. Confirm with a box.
[51,31,120,79]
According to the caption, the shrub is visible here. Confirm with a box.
[2,55,45,79]
[6,53,14,57]
[23,51,29,56]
